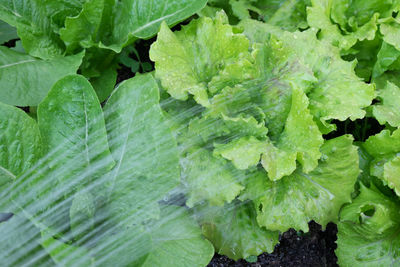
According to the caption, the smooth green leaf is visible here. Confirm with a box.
[0,47,83,106]
[89,65,117,103]
[0,102,41,210]
[104,74,180,224]
[103,0,208,52]
[34,75,114,233]
[0,19,17,44]
[96,206,214,267]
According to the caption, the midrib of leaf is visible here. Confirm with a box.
[0,165,16,180]
[82,91,90,165]
[108,90,139,191]
[131,9,182,36]
[0,59,36,69]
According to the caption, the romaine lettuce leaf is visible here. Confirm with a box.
[0,102,42,211]
[0,47,83,106]
[104,74,180,224]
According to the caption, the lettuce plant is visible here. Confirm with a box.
[149,10,372,259]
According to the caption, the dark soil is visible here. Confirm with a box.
[208,221,338,267]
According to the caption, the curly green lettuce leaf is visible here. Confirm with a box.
[153,14,327,182]
[0,47,83,106]
[263,0,311,31]
[241,135,359,232]
[0,102,42,211]
[267,85,323,178]
[380,16,400,50]
[307,0,380,51]
[372,41,400,78]
[214,136,267,170]
[372,82,400,127]
[196,201,279,261]
[182,148,244,207]
[241,20,375,126]
[150,12,254,106]
[336,184,400,267]
[208,0,310,31]
[363,128,400,196]
[104,74,180,224]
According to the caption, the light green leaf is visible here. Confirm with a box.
[285,30,375,122]
[150,12,253,106]
[307,0,379,50]
[372,42,400,78]
[261,142,297,181]
[0,47,83,106]
[197,201,279,261]
[0,19,17,44]
[241,135,359,232]
[182,148,244,207]
[214,136,267,170]
[373,82,400,127]
[265,0,311,31]
[104,74,180,224]
[380,17,400,50]
[0,102,41,210]
[241,20,375,125]
[336,184,400,267]
[276,86,323,174]
[363,129,400,197]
